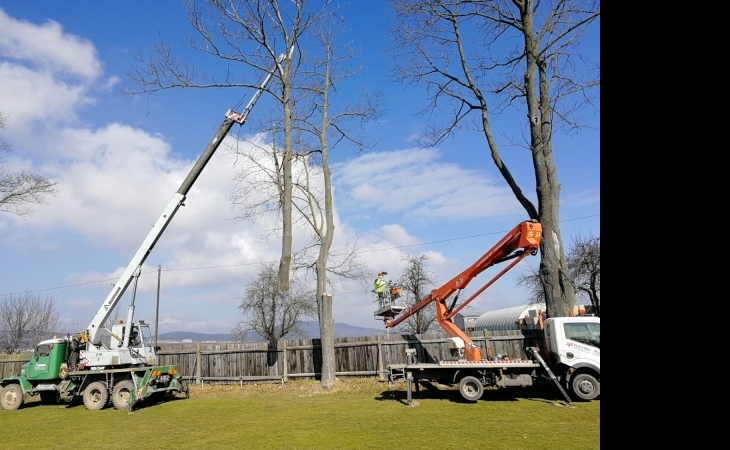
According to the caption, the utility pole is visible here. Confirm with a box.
[155,265,161,348]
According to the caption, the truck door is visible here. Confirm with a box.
[562,321,601,364]
[25,344,52,380]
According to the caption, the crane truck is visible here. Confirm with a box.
[380,220,600,404]
[0,53,288,412]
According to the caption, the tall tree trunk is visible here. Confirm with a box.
[317,78,336,388]
[588,284,600,317]
[521,0,575,317]
[316,265,335,387]
[279,57,293,291]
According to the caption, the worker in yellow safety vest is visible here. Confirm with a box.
[374,272,388,304]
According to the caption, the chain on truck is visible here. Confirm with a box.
[0,51,291,412]
[375,220,600,405]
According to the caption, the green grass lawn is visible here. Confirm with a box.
[1,379,599,449]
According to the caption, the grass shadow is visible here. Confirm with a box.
[376,388,473,405]
[26,395,84,409]
[376,383,510,405]
[376,379,589,404]
[17,401,43,409]
[131,392,190,411]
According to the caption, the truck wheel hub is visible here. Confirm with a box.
[577,380,594,395]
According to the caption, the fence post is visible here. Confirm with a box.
[282,340,288,382]
[196,343,202,385]
[377,334,384,381]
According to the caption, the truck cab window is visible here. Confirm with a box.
[35,344,50,358]
[564,322,600,349]
[141,327,152,345]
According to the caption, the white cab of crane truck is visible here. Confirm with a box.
[544,316,600,400]
[79,321,157,368]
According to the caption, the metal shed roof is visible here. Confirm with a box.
[473,303,546,331]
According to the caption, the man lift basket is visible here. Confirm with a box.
[373,275,405,319]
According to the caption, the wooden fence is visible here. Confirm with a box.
[0,353,32,380]
[1,330,543,384]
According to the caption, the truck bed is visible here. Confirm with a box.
[68,365,171,376]
[388,359,540,384]
[389,359,539,371]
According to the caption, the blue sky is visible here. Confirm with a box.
[0,3,600,334]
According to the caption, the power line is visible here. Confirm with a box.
[358,213,599,253]
[1,213,599,297]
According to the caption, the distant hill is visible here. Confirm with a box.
[156,331,234,342]
[157,321,387,343]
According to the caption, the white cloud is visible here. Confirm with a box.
[421,250,449,272]
[2,119,346,329]
[334,148,520,220]
[380,224,420,247]
[25,124,185,243]
[160,317,183,326]
[0,9,102,80]
[99,75,121,92]
[0,9,103,132]
[0,63,94,128]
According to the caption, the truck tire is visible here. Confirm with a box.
[0,384,24,410]
[112,380,135,410]
[459,376,484,402]
[83,381,108,410]
[40,391,58,405]
[570,373,600,401]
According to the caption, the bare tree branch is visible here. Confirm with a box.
[1,110,59,218]
[395,253,439,334]
[232,262,316,344]
[0,291,60,354]
[517,231,600,316]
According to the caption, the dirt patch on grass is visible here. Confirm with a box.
[188,377,440,398]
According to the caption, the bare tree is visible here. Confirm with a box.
[1,110,59,218]
[228,22,378,387]
[295,23,377,387]
[126,0,339,292]
[232,262,317,345]
[517,231,600,316]
[0,291,60,354]
[388,0,599,317]
[568,232,599,316]
[126,0,375,390]
[515,262,543,307]
[0,111,9,154]
[395,253,438,334]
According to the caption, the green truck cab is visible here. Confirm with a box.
[1,338,67,410]
[23,338,66,380]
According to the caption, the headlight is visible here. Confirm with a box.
[20,369,26,377]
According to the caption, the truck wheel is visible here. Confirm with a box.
[40,391,58,405]
[112,380,135,410]
[459,376,484,402]
[82,381,108,410]
[571,373,600,401]
[1,384,24,410]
